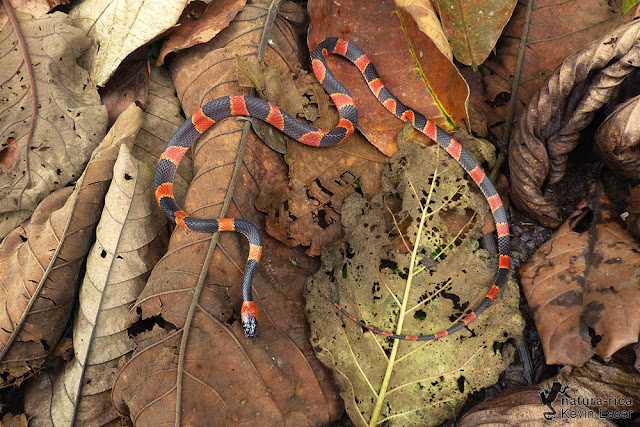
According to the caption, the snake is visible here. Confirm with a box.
[155,38,511,340]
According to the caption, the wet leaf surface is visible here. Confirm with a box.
[519,185,640,366]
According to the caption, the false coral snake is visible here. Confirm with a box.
[155,38,510,340]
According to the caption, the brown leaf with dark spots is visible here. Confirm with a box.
[0,104,143,387]
[480,0,622,141]
[595,94,640,178]
[509,21,640,228]
[519,185,640,366]
[112,2,340,424]
[308,0,470,157]
[156,0,246,66]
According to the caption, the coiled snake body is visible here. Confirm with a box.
[155,38,511,340]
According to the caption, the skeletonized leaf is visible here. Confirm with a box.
[0,11,108,239]
[23,142,168,425]
[306,139,523,426]
[519,186,640,366]
[0,103,143,387]
[69,0,188,86]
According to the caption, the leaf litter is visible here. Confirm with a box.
[306,138,523,426]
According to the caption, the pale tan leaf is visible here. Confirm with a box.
[69,0,188,86]
[23,141,168,426]
[0,104,142,388]
[0,11,108,239]
[0,0,50,28]
[396,0,453,60]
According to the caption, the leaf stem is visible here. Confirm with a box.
[369,149,440,425]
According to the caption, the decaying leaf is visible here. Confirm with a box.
[0,104,142,388]
[595,94,640,178]
[0,11,108,240]
[432,0,517,67]
[23,142,168,425]
[395,0,453,60]
[509,21,640,227]
[480,0,623,140]
[99,59,151,127]
[306,139,523,426]
[156,0,246,66]
[69,0,188,86]
[308,0,470,157]
[519,185,640,367]
[112,1,341,424]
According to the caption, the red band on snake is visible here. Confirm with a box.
[155,37,511,340]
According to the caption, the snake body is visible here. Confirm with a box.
[155,38,510,340]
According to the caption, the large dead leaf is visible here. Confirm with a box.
[69,0,188,86]
[509,20,640,227]
[23,141,168,425]
[433,0,517,67]
[595,94,640,179]
[519,185,640,367]
[480,0,623,140]
[306,139,523,426]
[0,103,141,387]
[156,0,246,66]
[112,1,340,424]
[0,11,108,240]
[308,0,470,157]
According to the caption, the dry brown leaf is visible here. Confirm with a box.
[480,0,623,140]
[509,21,640,227]
[432,0,517,67]
[0,11,108,240]
[595,94,640,178]
[156,0,246,66]
[0,104,142,387]
[100,59,151,128]
[519,185,640,366]
[395,0,453,60]
[69,0,188,86]
[112,1,340,424]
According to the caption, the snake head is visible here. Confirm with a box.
[241,301,259,339]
